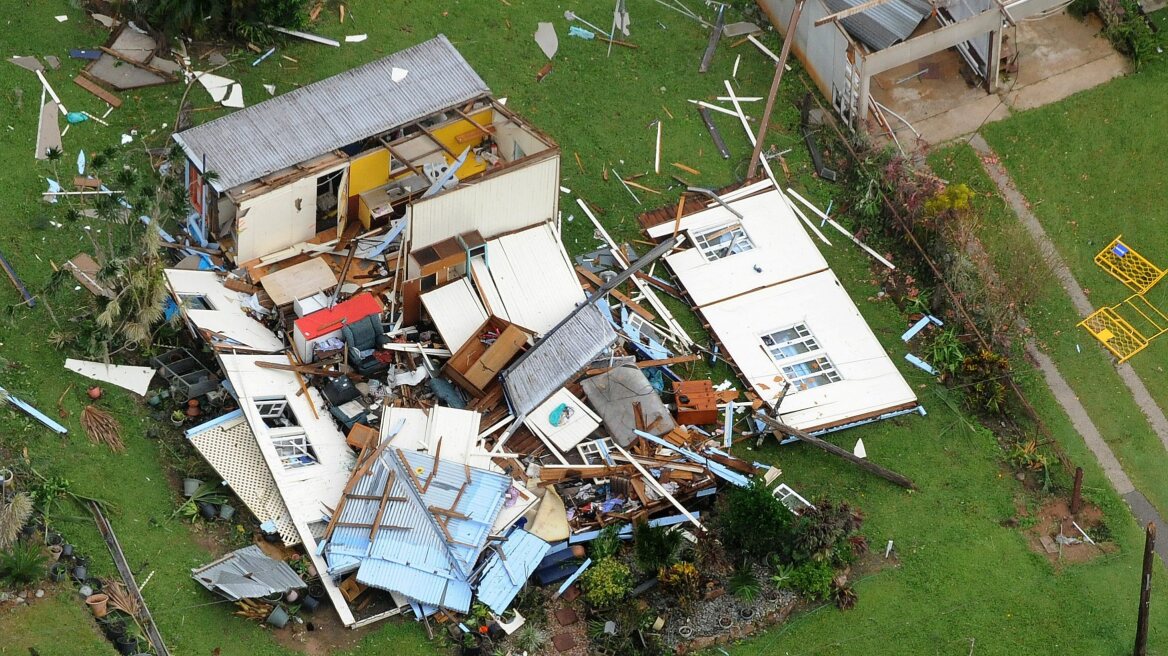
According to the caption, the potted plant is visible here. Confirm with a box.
[460,632,483,656]
[170,410,186,427]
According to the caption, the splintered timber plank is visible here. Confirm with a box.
[74,74,122,107]
[697,107,730,159]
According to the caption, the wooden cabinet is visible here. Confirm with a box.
[673,379,718,426]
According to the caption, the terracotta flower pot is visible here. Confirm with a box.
[87,386,103,400]
[86,593,109,618]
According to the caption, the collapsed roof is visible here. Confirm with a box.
[173,35,490,192]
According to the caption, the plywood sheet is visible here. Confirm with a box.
[259,258,338,306]
[421,277,488,353]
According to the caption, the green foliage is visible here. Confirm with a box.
[1098,0,1160,69]
[657,561,700,606]
[788,560,834,601]
[137,0,309,42]
[923,328,966,378]
[0,542,46,587]
[791,500,864,563]
[580,558,632,609]
[512,624,549,655]
[0,493,33,550]
[728,566,761,603]
[589,524,624,561]
[770,562,795,589]
[924,183,974,217]
[958,349,1012,415]
[632,520,682,573]
[29,475,71,520]
[716,480,794,562]
[172,481,228,520]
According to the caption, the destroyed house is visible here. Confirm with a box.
[173,34,560,266]
[640,181,920,433]
[758,0,1083,139]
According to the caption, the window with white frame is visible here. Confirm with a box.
[254,396,317,468]
[692,222,754,261]
[761,324,820,360]
[254,397,298,429]
[760,324,841,391]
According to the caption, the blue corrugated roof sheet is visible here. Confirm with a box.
[321,445,512,612]
[476,529,551,615]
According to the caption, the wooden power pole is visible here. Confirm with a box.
[1136,521,1155,656]
[746,0,806,179]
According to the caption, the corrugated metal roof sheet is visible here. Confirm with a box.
[502,301,618,416]
[173,35,490,192]
[476,529,550,614]
[822,0,931,51]
[191,545,305,601]
[322,446,511,612]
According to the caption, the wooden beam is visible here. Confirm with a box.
[415,122,458,158]
[255,360,343,377]
[635,354,701,368]
[420,438,442,493]
[453,108,492,138]
[429,505,470,520]
[754,413,917,489]
[747,0,806,178]
[368,471,398,541]
[91,504,171,656]
[814,0,895,26]
[74,74,122,107]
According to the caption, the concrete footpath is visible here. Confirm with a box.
[969,133,1168,560]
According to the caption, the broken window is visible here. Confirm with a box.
[254,396,318,468]
[774,483,813,513]
[270,432,319,469]
[761,324,841,390]
[577,437,616,466]
[179,294,214,311]
[254,396,299,429]
[692,222,754,261]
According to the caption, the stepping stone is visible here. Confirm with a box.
[561,584,581,602]
[555,608,579,626]
[552,633,576,652]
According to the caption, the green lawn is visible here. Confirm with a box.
[928,143,1168,524]
[0,1,1166,655]
[981,10,1168,405]
[0,589,116,656]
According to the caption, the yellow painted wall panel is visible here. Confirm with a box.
[349,148,391,196]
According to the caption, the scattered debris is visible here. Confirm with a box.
[344,34,368,43]
[0,385,67,434]
[193,71,245,109]
[0,247,34,307]
[269,25,341,47]
[535,22,559,59]
[65,359,156,397]
[81,405,125,451]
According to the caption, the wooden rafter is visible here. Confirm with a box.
[415,122,458,158]
[420,438,443,493]
[453,108,492,138]
[369,471,398,541]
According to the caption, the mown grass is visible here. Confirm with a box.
[928,143,1168,522]
[981,10,1168,405]
[0,0,1165,654]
